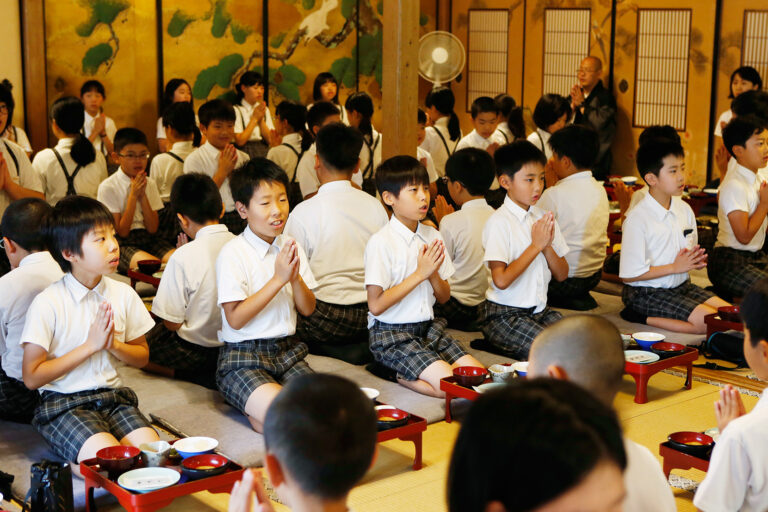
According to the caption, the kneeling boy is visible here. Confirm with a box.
[21,196,159,464]
[216,159,317,432]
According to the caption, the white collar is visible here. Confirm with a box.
[734,162,760,184]
[116,168,133,183]
[640,191,676,221]
[240,98,261,110]
[536,128,551,140]
[281,133,302,145]
[55,138,76,150]
[434,117,449,128]
[317,180,353,195]
[195,224,229,239]
[389,215,428,244]
[84,111,98,121]
[64,273,106,303]
[503,195,533,222]
[19,251,57,268]
[170,141,194,152]
[202,141,222,155]
[557,171,593,184]
[242,226,284,260]
[461,198,489,210]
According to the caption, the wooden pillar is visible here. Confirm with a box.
[382,0,419,159]
[20,1,49,152]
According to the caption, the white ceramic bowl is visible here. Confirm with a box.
[139,440,171,467]
[173,437,218,459]
[512,361,529,377]
[621,176,638,185]
[631,332,666,350]
[360,387,380,401]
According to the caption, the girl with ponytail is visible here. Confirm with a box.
[156,78,199,152]
[421,86,462,176]
[494,93,526,143]
[32,96,107,205]
[345,92,381,196]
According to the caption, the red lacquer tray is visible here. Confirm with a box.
[624,346,698,404]
[375,402,427,470]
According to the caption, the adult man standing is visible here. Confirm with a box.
[570,56,617,180]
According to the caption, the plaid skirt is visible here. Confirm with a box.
[157,203,181,246]
[221,210,246,235]
[33,387,153,462]
[708,247,768,299]
[118,229,175,274]
[548,269,602,299]
[622,280,715,321]
[216,337,312,413]
[0,367,40,423]
[238,140,269,160]
[479,301,563,360]
[369,317,467,381]
[146,322,220,373]
[433,297,482,331]
[296,300,369,344]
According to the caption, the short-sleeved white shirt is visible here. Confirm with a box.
[234,100,275,142]
[183,141,249,212]
[619,193,697,288]
[296,143,363,198]
[365,216,455,326]
[495,122,515,144]
[83,111,117,156]
[455,129,506,152]
[416,146,438,183]
[714,109,733,137]
[21,274,155,394]
[527,128,552,159]
[266,133,303,181]
[3,125,32,154]
[97,168,164,231]
[716,163,768,251]
[216,229,317,342]
[419,117,461,177]
[623,438,676,512]
[694,392,768,512]
[0,252,63,380]
[285,180,388,304]
[538,171,609,278]
[358,128,383,180]
[150,140,195,202]
[33,137,108,205]
[152,224,235,347]
[483,196,569,312]
[0,139,43,218]
[440,199,494,306]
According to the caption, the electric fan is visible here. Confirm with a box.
[418,31,466,87]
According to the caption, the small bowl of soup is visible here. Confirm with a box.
[375,405,410,429]
[96,446,141,478]
[453,366,487,387]
[181,454,229,480]
[667,431,714,458]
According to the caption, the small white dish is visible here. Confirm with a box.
[624,350,660,364]
[361,387,380,401]
[118,467,180,493]
[472,382,506,393]
[703,188,718,196]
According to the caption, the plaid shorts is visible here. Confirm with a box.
[622,280,715,321]
[369,317,467,381]
[146,322,220,373]
[479,301,563,360]
[216,337,313,413]
[157,203,180,246]
[118,229,175,274]
[33,387,153,462]
[708,247,768,299]
[221,210,246,236]
[296,300,369,344]
[0,366,40,423]
[433,297,482,331]
[548,270,602,299]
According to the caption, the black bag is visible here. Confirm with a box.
[698,330,747,369]
[23,460,73,512]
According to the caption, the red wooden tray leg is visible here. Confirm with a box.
[400,433,423,470]
[630,373,650,404]
[85,479,98,512]
[684,362,693,389]
[444,393,453,423]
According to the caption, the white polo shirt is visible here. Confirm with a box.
[416,146,439,184]
[0,252,63,380]
[97,168,164,231]
[620,193,697,288]
[152,224,235,347]
[83,111,117,156]
[538,171,609,278]
[716,163,768,252]
[183,141,249,212]
[440,199,494,306]
[150,140,195,202]
[266,133,303,181]
[0,140,42,218]
[420,117,461,177]
[365,216,455,327]
[623,438,676,512]
[483,196,569,312]
[495,122,515,144]
[216,229,317,342]
[694,392,768,512]
[455,129,506,152]
[21,274,155,394]
[296,143,363,198]
[285,180,388,304]
[33,137,108,205]
[234,100,275,142]
[527,128,552,159]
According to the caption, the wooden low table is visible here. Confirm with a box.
[127,268,161,289]
[658,441,710,478]
[376,404,427,470]
[704,313,743,339]
[624,347,699,404]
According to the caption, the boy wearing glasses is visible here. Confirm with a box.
[98,128,174,273]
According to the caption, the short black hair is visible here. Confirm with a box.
[448,379,626,512]
[229,157,289,206]
[729,66,763,99]
[80,79,106,98]
[533,94,572,131]
[170,173,223,224]
[741,279,768,347]
[114,127,148,153]
[198,99,236,126]
[494,93,516,119]
[638,125,681,146]
[312,72,340,104]
[162,101,196,136]
[731,90,768,122]
[46,196,115,272]
[275,100,308,133]
[374,155,430,199]
[306,101,341,134]
[236,71,266,101]
[470,96,499,119]
[1,198,53,252]
[315,122,363,173]
[446,148,495,195]
[494,140,547,179]
[548,124,599,170]
[417,108,427,125]
[636,138,684,180]
[722,116,766,158]
[264,374,376,500]
[0,80,15,125]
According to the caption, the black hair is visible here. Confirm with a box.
[46,195,115,272]
[638,125,681,146]
[636,138,685,179]
[417,108,427,125]
[0,80,15,130]
[425,86,461,141]
[533,94,572,132]
[493,140,547,179]
[162,101,196,136]
[236,71,266,102]
[548,124,600,170]
[729,66,763,99]
[731,90,768,122]
[198,99,236,127]
[229,157,289,206]
[445,148,495,196]
[0,198,53,252]
[470,96,499,119]
[375,155,430,199]
[494,93,525,139]
[50,97,96,167]
[722,115,767,158]
[170,173,223,225]
[264,374,376,500]
[741,279,768,347]
[80,79,106,98]
[447,379,627,512]
[312,72,340,104]
[275,100,308,135]
[345,91,374,139]
[113,127,148,154]
[316,122,363,173]
[305,101,341,151]
[162,78,192,110]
